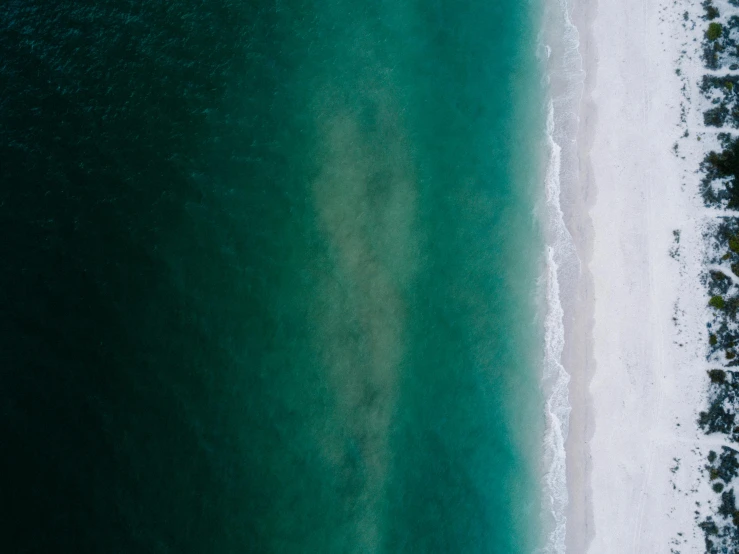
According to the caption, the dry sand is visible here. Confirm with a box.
[563,0,715,551]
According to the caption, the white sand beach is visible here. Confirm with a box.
[562,0,719,551]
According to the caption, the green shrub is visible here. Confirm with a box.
[714,482,725,493]
[728,351,736,360]
[732,263,739,277]
[709,369,726,383]
[710,295,726,309]
[707,22,723,41]
[730,235,739,253]
[710,333,719,346]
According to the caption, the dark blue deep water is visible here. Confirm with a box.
[0,1,543,552]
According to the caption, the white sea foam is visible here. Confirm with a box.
[537,0,584,550]
[536,102,577,554]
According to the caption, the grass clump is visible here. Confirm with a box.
[710,295,726,309]
[707,22,723,41]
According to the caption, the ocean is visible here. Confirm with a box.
[0,0,548,552]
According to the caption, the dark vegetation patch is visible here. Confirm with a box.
[710,271,732,296]
[701,135,739,208]
[702,220,739,363]
[693,514,737,554]
[718,488,739,529]
[707,316,739,365]
[705,104,730,127]
[696,15,739,553]
[700,75,739,128]
[703,0,720,21]
[710,369,727,383]
[701,371,739,462]
[700,448,739,550]
[706,447,739,483]
[699,370,739,437]
[707,219,739,265]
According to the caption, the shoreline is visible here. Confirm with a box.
[562,0,596,548]
[538,0,595,550]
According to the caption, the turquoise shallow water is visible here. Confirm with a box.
[1,0,543,552]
